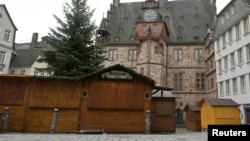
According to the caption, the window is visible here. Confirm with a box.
[233,78,238,95]
[196,73,205,91]
[194,36,199,41]
[226,80,230,96]
[211,78,214,89]
[194,15,199,20]
[177,37,183,41]
[238,48,244,66]
[222,34,226,49]
[194,49,203,60]
[220,82,224,97]
[231,53,235,69]
[194,26,199,31]
[240,75,246,94]
[229,29,233,44]
[20,70,25,75]
[224,56,228,71]
[155,46,160,54]
[152,24,157,32]
[178,26,184,31]
[244,16,249,34]
[236,23,241,40]
[140,68,144,75]
[217,40,221,52]
[210,59,213,69]
[128,49,137,61]
[4,30,11,41]
[10,70,15,74]
[174,49,183,61]
[179,16,184,20]
[108,49,117,61]
[247,44,250,62]
[0,51,6,64]
[218,59,222,73]
[174,73,183,91]
[142,25,147,32]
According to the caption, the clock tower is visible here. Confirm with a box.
[135,0,169,87]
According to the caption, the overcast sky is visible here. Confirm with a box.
[1,0,230,43]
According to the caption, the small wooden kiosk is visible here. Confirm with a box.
[199,97,240,130]
[183,103,201,132]
[151,88,176,132]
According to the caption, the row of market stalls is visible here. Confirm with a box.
[0,64,175,133]
[0,64,242,133]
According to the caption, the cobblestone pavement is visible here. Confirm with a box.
[0,129,208,141]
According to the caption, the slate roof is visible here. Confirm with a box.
[101,0,215,45]
[10,38,52,68]
[9,47,46,67]
[200,97,239,107]
[213,0,250,39]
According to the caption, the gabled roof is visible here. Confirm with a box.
[199,97,239,107]
[0,4,17,30]
[183,103,200,112]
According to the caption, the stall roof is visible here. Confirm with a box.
[183,103,200,112]
[28,64,156,85]
[199,97,239,107]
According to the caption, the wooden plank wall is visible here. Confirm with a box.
[0,76,27,131]
[24,108,78,133]
[79,76,152,133]
[26,79,81,108]
[151,98,176,132]
[23,79,81,132]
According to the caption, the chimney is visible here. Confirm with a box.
[113,0,120,7]
[31,32,39,47]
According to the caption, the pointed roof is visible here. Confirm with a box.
[0,4,17,30]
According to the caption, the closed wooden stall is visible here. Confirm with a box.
[79,65,154,133]
[183,103,201,132]
[200,98,240,130]
[0,75,27,132]
[151,90,176,132]
[24,78,81,133]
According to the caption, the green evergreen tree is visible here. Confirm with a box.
[37,0,106,77]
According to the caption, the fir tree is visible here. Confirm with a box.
[37,0,106,77]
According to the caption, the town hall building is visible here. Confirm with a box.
[96,0,218,123]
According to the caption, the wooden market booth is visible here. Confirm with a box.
[151,88,176,133]
[199,97,240,130]
[183,103,201,132]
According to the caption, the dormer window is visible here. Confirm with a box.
[194,15,199,20]
[123,17,128,21]
[114,37,120,41]
[194,36,199,41]
[194,26,199,31]
[178,26,184,31]
[130,36,135,41]
[177,37,183,41]
[118,28,123,32]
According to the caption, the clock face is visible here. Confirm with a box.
[143,9,157,22]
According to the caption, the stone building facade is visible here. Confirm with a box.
[96,0,217,114]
